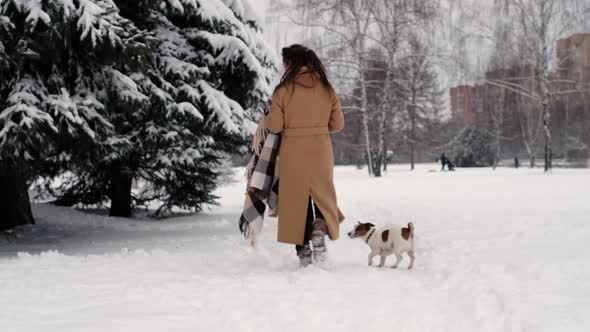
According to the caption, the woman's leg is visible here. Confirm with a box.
[311,199,328,262]
[295,197,315,256]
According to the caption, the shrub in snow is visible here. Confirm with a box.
[449,126,495,167]
[565,138,589,168]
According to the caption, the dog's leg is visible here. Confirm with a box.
[407,250,415,270]
[368,252,377,266]
[378,255,387,268]
[391,254,403,269]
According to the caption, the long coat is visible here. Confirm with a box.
[264,72,345,245]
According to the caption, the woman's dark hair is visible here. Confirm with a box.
[275,44,332,92]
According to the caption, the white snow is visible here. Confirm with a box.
[192,30,273,98]
[77,0,107,47]
[176,102,204,120]
[0,76,55,150]
[24,0,51,29]
[1,165,590,332]
[109,69,149,104]
[196,80,255,136]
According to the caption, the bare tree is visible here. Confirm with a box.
[395,36,446,171]
[286,0,379,175]
[485,0,590,171]
[370,0,438,174]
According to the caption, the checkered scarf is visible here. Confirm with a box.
[239,121,280,247]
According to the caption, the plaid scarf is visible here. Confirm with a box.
[239,121,280,247]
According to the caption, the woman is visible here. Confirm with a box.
[264,44,345,267]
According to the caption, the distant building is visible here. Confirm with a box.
[450,65,536,127]
[556,33,590,86]
[449,33,590,158]
[554,33,590,153]
[449,85,475,124]
[450,34,589,126]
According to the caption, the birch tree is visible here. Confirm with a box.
[372,0,437,173]
[289,0,378,175]
[485,0,590,171]
[488,0,512,169]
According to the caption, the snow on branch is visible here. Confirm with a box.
[76,0,126,49]
[6,0,53,30]
[176,102,204,120]
[156,26,210,80]
[0,76,54,158]
[220,0,263,26]
[46,88,112,140]
[107,68,149,104]
[196,80,255,136]
[190,30,271,97]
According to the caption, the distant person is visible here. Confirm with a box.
[441,153,455,171]
[514,156,520,169]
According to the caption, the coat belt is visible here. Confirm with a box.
[283,126,329,137]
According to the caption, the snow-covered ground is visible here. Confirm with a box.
[1,165,590,332]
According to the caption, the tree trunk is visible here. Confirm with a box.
[539,14,552,172]
[541,89,552,172]
[543,106,552,172]
[409,96,416,171]
[372,154,382,177]
[541,69,552,172]
[360,80,373,177]
[377,60,395,176]
[492,90,504,170]
[493,120,501,170]
[357,29,373,177]
[409,114,415,171]
[374,116,386,178]
[410,144,415,170]
[109,164,133,217]
[374,102,388,178]
[0,163,34,231]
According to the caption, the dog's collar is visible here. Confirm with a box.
[365,228,376,244]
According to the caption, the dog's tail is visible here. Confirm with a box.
[408,222,415,251]
[408,222,414,238]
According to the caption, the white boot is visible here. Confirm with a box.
[297,244,313,268]
[311,219,328,263]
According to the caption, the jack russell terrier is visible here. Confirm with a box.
[348,221,415,269]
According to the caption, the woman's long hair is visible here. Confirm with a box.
[275,44,332,92]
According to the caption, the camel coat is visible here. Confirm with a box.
[264,72,345,245]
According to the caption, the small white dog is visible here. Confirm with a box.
[348,221,415,269]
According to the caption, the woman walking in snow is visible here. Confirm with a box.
[264,44,345,267]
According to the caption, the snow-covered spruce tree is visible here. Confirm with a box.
[51,0,276,216]
[449,126,495,168]
[0,0,151,230]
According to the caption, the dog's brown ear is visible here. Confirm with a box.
[359,223,371,232]
[368,223,375,228]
